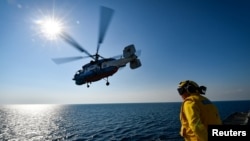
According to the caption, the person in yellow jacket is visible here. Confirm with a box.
[177,80,222,141]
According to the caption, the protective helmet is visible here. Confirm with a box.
[177,80,200,95]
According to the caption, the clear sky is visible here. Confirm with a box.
[0,0,249,104]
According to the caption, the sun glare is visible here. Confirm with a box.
[9,104,59,115]
[35,17,64,40]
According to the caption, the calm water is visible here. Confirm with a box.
[0,101,249,141]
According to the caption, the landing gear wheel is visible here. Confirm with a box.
[87,84,90,88]
[104,77,110,86]
[106,82,110,86]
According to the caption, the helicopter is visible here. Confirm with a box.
[52,6,142,88]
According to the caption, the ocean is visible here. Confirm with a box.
[0,100,249,141]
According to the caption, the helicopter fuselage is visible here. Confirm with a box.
[73,47,141,87]
[73,58,118,85]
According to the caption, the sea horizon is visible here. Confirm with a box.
[1,100,249,141]
[1,99,249,105]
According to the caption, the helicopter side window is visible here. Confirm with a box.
[89,65,96,70]
[76,69,83,75]
[103,64,107,68]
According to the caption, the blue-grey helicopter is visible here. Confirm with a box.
[52,6,141,87]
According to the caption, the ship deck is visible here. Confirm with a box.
[223,111,250,125]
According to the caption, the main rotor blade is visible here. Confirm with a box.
[60,32,94,60]
[97,6,114,54]
[52,56,88,64]
[111,50,142,59]
[111,54,123,59]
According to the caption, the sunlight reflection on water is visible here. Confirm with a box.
[0,103,184,141]
[0,104,62,141]
[1,102,249,141]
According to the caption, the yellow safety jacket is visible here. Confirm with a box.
[180,94,222,141]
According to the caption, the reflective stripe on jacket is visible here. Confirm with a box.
[180,94,222,141]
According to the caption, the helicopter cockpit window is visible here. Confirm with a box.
[76,70,82,75]
[90,65,95,70]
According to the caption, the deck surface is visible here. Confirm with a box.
[223,111,250,125]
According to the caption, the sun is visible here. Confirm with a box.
[35,16,64,40]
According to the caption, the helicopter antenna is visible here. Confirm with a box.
[96,6,114,61]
